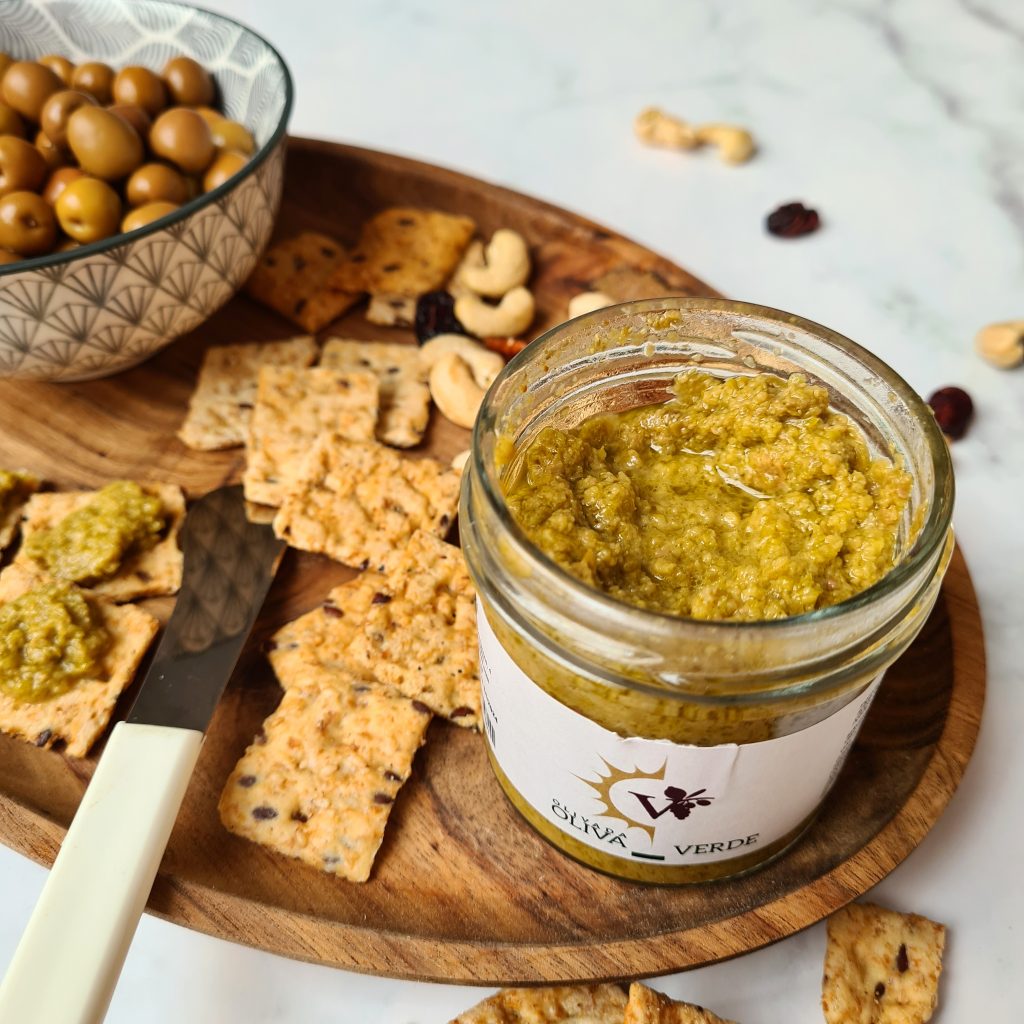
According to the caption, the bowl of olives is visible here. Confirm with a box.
[0,0,292,380]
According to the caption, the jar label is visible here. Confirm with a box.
[478,602,882,868]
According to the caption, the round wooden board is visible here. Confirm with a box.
[0,138,985,985]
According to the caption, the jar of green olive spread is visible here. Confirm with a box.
[460,298,954,883]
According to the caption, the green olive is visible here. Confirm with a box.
[34,129,67,172]
[39,55,75,87]
[202,148,247,191]
[106,103,151,140]
[66,105,143,180]
[149,106,214,174]
[0,190,57,255]
[56,237,80,251]
[1,61,63,122]
[0,102,25,138]
[40,89,97,147]
[55,175,121,243]
[162,56,214,107]
[111,66,166,118]
[70,62,114,104]
[210,119,254,156]
[193,106,222,128]
[0,135,47,196]
[0,246,21,264]
[121,200,178,233]
[41,165,86,205]
[125,162,189,206]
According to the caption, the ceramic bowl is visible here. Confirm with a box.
[0,0,292,380]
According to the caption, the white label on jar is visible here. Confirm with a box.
[478,602,882,867]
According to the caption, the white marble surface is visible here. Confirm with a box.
[2,0,1022,1020]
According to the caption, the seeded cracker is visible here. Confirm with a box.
[242,366,379,507]
[449,985,628,1024]
[319,338,430,448]
[245,231,361,332]
[624,983,737,1024]
[365,294,417,328]
[0,471,40,552]
[218,680,426,881]
[271,533,479,727]
[13,484,185,602]
[178,336,317,451]
[823,903,946,1024]
[327,207,475,300]
[0,565,159,756]
[273,436,460,568]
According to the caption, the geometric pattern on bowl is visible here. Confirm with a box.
[0,0,291,381]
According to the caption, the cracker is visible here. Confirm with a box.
[242,366,379,507]
[450,985,628,1024]
[328,207,475,298]
[271,533,479,727]
[13,483,185,601]
[218,683,418,882]
[178,336,318,451]
[823,902,946,1024]
[0,470,40,552]
[365,294,417,327]
[319,339,430,448]
[245,231,361,332]
[0,565,159,757]
[625,983,736,1024]
[273,436,459,567]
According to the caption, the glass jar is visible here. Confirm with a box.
[460,297,954,884]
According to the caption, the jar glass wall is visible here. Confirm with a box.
[460,298,954,884]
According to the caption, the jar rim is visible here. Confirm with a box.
[471,296,955,635]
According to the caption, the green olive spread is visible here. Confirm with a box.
[0,582,110,702]
[505,371,912,621]
[25,481,166,586]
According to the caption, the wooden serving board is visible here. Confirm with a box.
[0,138,985,984]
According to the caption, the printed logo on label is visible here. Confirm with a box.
[580,758,714,841]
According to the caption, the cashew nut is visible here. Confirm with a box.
[448,239,484,299]
[695,123,756,165]
[451,449,471,473]
[429,353,484,430]
[419,333,504,389]
[975,320,1024,369]
[460,229,531,298]
[455,286,535,339]
[567,291,615,319]
[634,106,698,149]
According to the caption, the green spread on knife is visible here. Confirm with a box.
[25,481,166,586]
[0,582,110,702]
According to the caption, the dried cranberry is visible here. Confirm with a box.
[927,386,973,440]
[415,290,466,343]
[766,201,821,238]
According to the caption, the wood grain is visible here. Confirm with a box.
[0,138,985,984]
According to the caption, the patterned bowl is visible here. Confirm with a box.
[0,0,292,380]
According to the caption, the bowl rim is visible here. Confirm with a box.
[0,0,294,278]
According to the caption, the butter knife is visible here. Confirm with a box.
[0,485,285,1024]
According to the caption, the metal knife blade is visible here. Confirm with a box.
[126,484,285,733]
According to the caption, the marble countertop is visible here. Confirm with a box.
[2,0,1021,1020]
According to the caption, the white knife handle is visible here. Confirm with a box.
[0,721,203,1024]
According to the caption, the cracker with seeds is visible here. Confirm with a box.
[319,339,430,448]
[0,565,159,757]
[0,470,40,552]
[823,902,946,1024]
[245,231,361,332]
[273,436,459,567]
[365,294,417,327]
[218,679,426,881]
[14,483,185,601]
[327,207,475,300]
[243,366,379,507]
[178,336,318,451]
[625,983,736,1024]
[273,534,479,727]
[450,985,628,1024]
